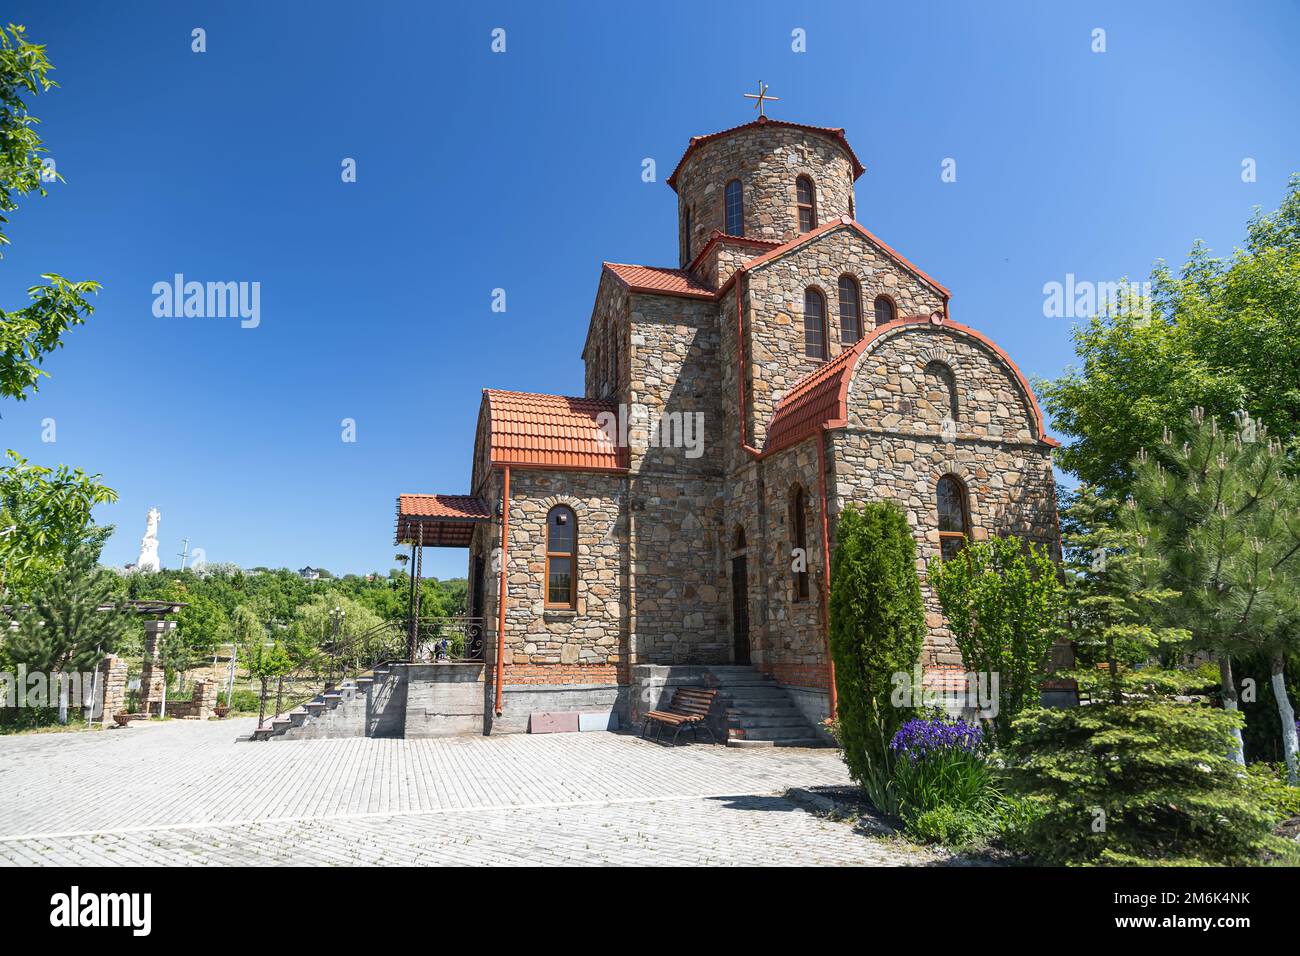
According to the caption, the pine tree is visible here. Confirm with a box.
[2,540,132,723]
[1059,484,1188,703]
[1127,408,1300,782]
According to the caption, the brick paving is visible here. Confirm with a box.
[0,719,941,866]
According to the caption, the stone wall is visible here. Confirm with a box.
[742,224,947,451]
[494,470,628,668]
[163,678,217,720]
[673,122,858,266]
[833,323,1059,666]
[138,619,174,716]
[583,270,630,400]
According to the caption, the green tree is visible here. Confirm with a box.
[1038,175,1300,493]
[1059,484,1188,703]
[0,24,100,397]
[0,452,116,598]
[245,640,294,730]
[1,540,132,724]
[1127,408,1300,781]
[928,537,1065,747]
[828,503,926,810]
[1008,671,1277,866]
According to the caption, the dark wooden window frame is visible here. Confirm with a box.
[791,486,811,601]
[545,505,578,609]
[796,175,817,233]
[803,287,828,361]
[936,475,970,562]
[873,293,897,328]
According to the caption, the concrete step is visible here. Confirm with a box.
[726,736,827,749]
[728,726,823,742]
[726,714,810,729]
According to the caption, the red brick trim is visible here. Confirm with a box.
[502,663,627,686]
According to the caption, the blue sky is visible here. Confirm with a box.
[2,0,1297,580]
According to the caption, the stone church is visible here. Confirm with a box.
[397,114,1060,741]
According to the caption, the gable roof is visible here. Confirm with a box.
[481,389,627,472]
[723,216,951,298]
[763,316,1058,456]
[666,117,866,191]
[602,262,716,299]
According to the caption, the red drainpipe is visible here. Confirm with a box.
[734,279,763,460]
[494,464,511,716]
[816,426,838,718]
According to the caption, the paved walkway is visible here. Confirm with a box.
[0,719,940,866]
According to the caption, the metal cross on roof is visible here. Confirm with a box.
[743,81,779,117]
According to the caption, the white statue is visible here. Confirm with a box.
[136,507,161,572]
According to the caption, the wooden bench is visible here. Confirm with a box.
[640,687,719,746]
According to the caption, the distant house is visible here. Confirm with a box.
[297,566,323,580]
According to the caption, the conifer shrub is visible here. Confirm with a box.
[829,503,926,812]
[1006,670,1280,865]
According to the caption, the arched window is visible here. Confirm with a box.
[838,275,862,344]
[545,506,577,608]
[733,525,747,551]
[848,194,855,220]
[796,175,817,233]
[936,476,969,562]
[790,487,810,601]
[803,288,827,360]
[725,179,744,236]
[924,360,959,422]
[683,205,693,261]
[873,294,896,327]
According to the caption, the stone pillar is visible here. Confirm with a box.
[191,678,217,720]
[94,654,128,726]
[138,619,175,716]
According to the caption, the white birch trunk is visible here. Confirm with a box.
[56,673,68,725]
[1220,656,1246,766]
[1271,654,1298,786]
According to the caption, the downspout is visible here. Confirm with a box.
[734,279,763,460]
[494,464,511,716]
[816,425,838,718]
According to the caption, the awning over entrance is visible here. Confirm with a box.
[394,494,491,548]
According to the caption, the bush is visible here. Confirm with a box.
[1007,676,1280,865]
[927,537,1064,747]
[828,503,926,812]
[909,804,987,847]
[219,689,262,713]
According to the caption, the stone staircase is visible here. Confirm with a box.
[707,666,829,748]
[251,664,394,741]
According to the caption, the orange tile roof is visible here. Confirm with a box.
[395,494,490,547]
[603,262,715,299]
[483,390,627,471]
[667,116,866,191]
[763,316,1059,456]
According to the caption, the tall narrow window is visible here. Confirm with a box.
[803,288,827,360]
[936,476,969,562]
[683,205,692,261]
[545,506,578,608]
[725,179,744,235]
[796,175,817,232]
[848,194,855,220]
[838,275,862,344]
[791,487,810,601]
[924,360,959,422]
[873,294,896,327]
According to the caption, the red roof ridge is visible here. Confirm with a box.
[667,117,866,191]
